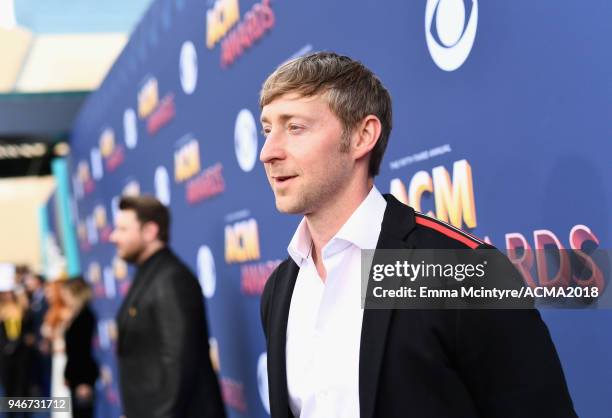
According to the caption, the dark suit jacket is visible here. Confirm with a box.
[0,310,34,397]
[116,248,225,418]
[261,194,577,418]
[64,304,99,388]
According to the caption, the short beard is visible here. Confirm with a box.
[277,160,352,216]
[273,130,352,215]
[120,246,145,265]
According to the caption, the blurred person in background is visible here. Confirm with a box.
[41,279,72,416]
[24,273,51,397]
[110,195,225,418]
[24,273,47,327]
[0,274,34,418]
[60,277,99,418]
[14,265,30,291]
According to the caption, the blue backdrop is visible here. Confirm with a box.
[68,0,612,417]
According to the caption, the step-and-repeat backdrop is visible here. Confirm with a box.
[68,0,611,416]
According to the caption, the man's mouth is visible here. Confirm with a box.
[272,175,297,185]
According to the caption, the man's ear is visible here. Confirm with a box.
[141,221,160,243]
[352,115,382,160]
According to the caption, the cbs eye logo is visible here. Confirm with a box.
[234,109,258,173]
[154,166,171,206]
[180,41,198,95]
[123,108,138,150]
[257,353,270,414]
[197,245,216,299]
[425,0,478,71]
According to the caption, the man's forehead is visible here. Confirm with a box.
[116,209,138,224]
[260,92,328,122]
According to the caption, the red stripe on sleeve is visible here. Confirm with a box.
[415,216,480,249]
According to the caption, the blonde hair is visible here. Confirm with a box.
[62,277,93,305]
[260,52,392,176]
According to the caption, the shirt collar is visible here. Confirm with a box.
[287,186,387,265]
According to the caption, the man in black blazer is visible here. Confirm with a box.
[111,195,225,418]
[258,52,577,417]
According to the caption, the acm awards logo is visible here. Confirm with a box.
[138,76,159,119]
[113,256,131,297]
[206,0,240,49]
[77,220,91,252]
[224,216,279,295]
[241,260,281,295]
[174,136,201,183]
[220,377,247,413]
[99,364,114,388]
[206,0,275,68]
[96,319,118,350]
[390,159,477,229]
[234,109,258,172]
[391,159,606,295]
[137,75,176,135]
[80,204,113,250]
[75,160,95,196]
[225,218,260,264]
[100,365,113,387]
[94,204,113,242]
[99,364,120,405]
[88,262,102,285]
[185,162,225,204]
[505,226,604,294]
[88,262,105,298]
[173,135,225,204]
[99,128,125,172]
[425,0,478,71]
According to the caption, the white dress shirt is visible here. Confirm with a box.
[286,186,387,418]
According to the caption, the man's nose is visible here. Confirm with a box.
[259,130,286,164]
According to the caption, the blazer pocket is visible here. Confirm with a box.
[123,357,163,395]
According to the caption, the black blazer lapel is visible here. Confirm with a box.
[116,251,168,330]
[267,259,299,418]
[359,194,416,418]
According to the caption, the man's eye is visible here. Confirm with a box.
[261,128,271,137]
[288,124,304,133]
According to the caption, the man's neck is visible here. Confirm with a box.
[137,241,166,265]
[306,178,374,280]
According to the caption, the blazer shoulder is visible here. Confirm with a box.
[409,211,486,250]
[154,251,194,282]
[382,194,486,250]
[147,251,201,305]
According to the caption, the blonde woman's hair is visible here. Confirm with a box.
[63,276,93,305]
